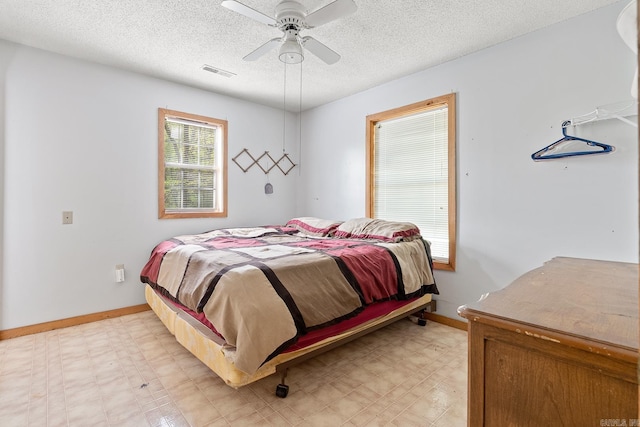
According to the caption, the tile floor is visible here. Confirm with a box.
[0,310,468,426]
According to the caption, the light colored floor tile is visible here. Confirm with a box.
[174,392,222,426]
[348,405,379,427]
[261,410,293,426]
[0,312,467,426]
[401,386,451,424]
[432,400,467,426]
[67,397,108,426]
[302,406,347,427]
[390,409,432,426]
[327,389,372,419]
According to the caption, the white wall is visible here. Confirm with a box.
[0,42,300,329]
[0,1,636,330]
[297,1,639,319]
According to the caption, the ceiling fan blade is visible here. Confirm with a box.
[221,0,276,26]
[305,0,357,28]
[302,36,340,65]
[243,38,281,61]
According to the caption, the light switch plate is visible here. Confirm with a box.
[62,211,73,225]
[115,264,125,283]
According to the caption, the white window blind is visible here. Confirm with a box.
[374,106,449,260]
[163,117,219,211]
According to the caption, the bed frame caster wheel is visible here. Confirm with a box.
[417,318,427,326]
[275,384,289,398]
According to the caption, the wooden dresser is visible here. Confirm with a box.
[458,257,638,426]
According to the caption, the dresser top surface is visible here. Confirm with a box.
[459,257,639,351]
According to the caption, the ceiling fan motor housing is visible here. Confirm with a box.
[221,0,356,64]
[275,1,307,33]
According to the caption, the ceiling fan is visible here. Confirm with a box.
[221,0,357,65]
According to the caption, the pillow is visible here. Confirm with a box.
[334,218,421,242]
[285,217,343,237]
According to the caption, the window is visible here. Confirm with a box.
[158,108,227,219]
[366,93,456,271]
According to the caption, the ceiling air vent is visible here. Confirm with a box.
[201,65,236,78]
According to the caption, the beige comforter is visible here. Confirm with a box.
[140,226,437,374]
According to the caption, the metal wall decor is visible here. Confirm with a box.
[232,148,297,175]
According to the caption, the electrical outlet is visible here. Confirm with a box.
[62,211,73,225]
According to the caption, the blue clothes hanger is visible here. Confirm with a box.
[531,120,614,161]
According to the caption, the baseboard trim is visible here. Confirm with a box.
[0,303,466,340]
[424,312,468,331]
[0,304,151,340]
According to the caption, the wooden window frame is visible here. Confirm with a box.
[158,108,228,219]
[365,93,457,271]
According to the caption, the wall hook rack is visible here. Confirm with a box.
[232,149,297,175]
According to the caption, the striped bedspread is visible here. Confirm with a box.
[140,226,438,374]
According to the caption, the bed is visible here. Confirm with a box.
[140,217,439,396]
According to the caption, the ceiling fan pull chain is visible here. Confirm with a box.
[297,60,302,153]
[283,60,287,153]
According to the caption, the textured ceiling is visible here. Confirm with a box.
[0,0,623,111]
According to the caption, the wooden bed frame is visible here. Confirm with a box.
[145,285,435,397]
